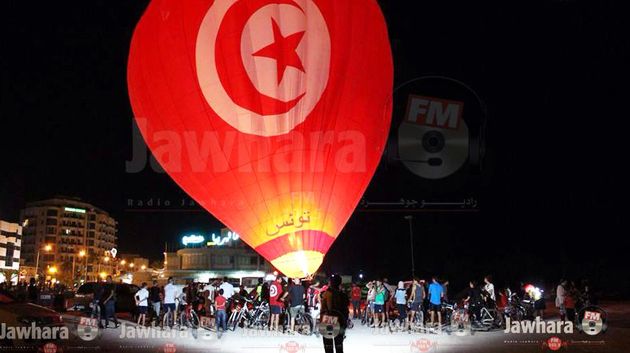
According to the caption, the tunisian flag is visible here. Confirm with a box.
[128,0,393,278]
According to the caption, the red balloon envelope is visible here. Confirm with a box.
[128,0,393,278]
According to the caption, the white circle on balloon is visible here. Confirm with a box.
[196,0,331,137]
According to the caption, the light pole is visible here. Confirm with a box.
[79,250,87,282]
[404,215,416,278]
[35,244,52,280]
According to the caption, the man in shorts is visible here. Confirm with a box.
[269,277,283,331]
[428,277,444,327]
[163,277,177,328]
[372,280,386,327]
[283,278,305,333]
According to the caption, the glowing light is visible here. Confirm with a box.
[44,244,52,252]
[64,207,86,214]
[207,231,239,246]
[141,265,146,270]
[48,266,58,274]
[99,272,107,279]
[103,257,110,263]
[79,250,86,257]
[120,260,126,265]
[129,263,135,268]
[182,234,205,246]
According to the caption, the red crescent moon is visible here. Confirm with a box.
[215,0,306,116]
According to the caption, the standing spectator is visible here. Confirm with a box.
[408,278,424,329]
[428,277,444,327]
[27,278,39,304]
[269,277,283,332]
[283,278,305,334]
[483,275,496,307]
[556,280,568,321]
[383,278,395,322]
[91,280,104,322]
[372,280,386,327]
[441,280,450,302]
[395,281,407,327]
[135,282,149,326]
[350,283,362,319]
[321,274,349,353]
[252,278,264,301]
[464,281,483,324]
[565,283,577,323]
[366,281,376,324]
[163,277,177,328]
[149,280,162,325]
[219,277,235,311]
[101,276,119,328]
[238,284,249,299]
[215,288,227,334]
[261,281,270,303]
[307,280,322,324]
[219,277,235,299]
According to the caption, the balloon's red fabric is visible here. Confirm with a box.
[128,0,393,278]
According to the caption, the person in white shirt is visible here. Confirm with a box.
[483,275,496,306]
[556,280,568,321]
[219,277,235,313]
[163,277,177,327]
[219,277,235,298]
[135,282,149,326]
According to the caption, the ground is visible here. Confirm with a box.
[4,302,629,353]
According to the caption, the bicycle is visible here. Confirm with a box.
[473,304,503,331]
[248,300,270,329]
[178,302,200,330]
[286,307,314,335]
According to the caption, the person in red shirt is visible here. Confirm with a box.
[351,283,362,319]
[269,278,283,331]
[215,289,227,333]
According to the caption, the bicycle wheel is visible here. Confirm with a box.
[190,311,200,329]
[297,313,313,335]
[231,310,242,331]
[256,311,269,329]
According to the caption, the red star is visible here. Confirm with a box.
[252,18,305,84]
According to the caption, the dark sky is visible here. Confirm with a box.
[1,1,626,295]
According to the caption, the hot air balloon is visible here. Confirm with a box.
[127,0,393,278]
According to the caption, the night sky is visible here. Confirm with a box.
[1,1,626,296]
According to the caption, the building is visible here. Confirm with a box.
[19,197,118,283]
[116,253,152,284]
[163,228,273,286]
[0,221,22,284]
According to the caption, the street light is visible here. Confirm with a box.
[48,266,58,275]
[120,260,126,265]
[35,244,53,280]
[78,250,87,282]
[72,250,87,286]
[404,215,416,279]
[129,263,135,269]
